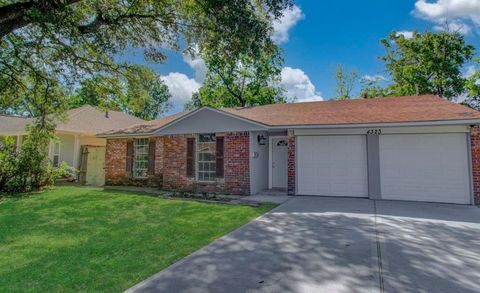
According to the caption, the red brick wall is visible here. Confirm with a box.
[161,132,250,195]
[287,130,296,196]
[102,132,250,194]
[162,135,195,191]
[105,138,128,184]
[471,125,480,205]
[105,138,162,186]
[224,131,250,195]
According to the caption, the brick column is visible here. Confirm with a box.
[287,130,296,196]
[470,125,480,205]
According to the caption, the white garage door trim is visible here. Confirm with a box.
[296,135,368,197]
[379,133,471,204]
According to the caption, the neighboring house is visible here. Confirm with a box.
[99,95,480,205]
[0,105,144,186]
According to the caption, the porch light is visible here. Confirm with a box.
[257,134,266,145]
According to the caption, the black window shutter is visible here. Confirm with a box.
[186,138,195,177]
[216,137,224,178]
[126,140,134,175]
[148,139,156,175]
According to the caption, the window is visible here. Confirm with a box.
[197,134,216,182]
[53,142,60,167]
[133,138,149,178]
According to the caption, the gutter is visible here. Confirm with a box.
[96,119,480,139]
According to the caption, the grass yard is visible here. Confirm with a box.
[0,186,275,292]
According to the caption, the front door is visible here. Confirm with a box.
[271,137,288,188]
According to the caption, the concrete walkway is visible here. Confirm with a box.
[126,197,480,293]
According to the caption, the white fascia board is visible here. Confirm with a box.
[270,119,480,130]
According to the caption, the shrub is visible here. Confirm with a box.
[0,126,75,194]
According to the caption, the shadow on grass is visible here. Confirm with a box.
[0,186,273,292]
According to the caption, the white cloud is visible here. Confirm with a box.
[396,31,414,39]
[363,74,388,82]
[182,52,207,83]
[160,72,201,111]
[272,5,304,43]
[280,67,323,102]
[413,0,480,34]
[433,20,472,34]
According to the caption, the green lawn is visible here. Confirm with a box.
[0,186,274,292]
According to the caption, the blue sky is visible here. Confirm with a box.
[120,0,480,114]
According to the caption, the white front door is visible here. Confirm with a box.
[297,135,368,197]
[271,137,288,188]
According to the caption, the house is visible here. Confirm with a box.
[0,105,144,186]
[98,95,480,205]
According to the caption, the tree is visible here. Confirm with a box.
[69,66,171,120]
[196,43,286,108]
[70,66,172,120]
[465,58,480,98]
[184,92,203,111]
[381,31,475,99]
[335,64,358,100]
[0,0,293,123]
[360,76,389,99]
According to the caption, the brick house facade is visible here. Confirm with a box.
[105,132,250,195]
[100,97,480,205]
[470,125,480,205]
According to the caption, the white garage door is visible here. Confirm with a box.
[297,135,368,197]
[380,133,471,204]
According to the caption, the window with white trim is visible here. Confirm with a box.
[53,142,60,167]
[133,138,149,178]
[197,134,216,182]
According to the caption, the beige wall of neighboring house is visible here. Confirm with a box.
[47,132,106,170]
[1,105,145,186]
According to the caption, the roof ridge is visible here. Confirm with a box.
[223,94,440,111]
[67,104,93,119]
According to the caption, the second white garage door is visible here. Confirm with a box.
[297,135,368,197]
[379,133,471,204]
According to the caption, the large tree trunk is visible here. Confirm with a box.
[0,0,82,39]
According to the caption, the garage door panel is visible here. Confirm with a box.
[297,135,368,197]
[380,133,470,204]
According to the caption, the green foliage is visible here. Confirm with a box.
[0,126,74,194]
[465,58,480,98]
[196,42,286,108]
[0,186,275,291]
[381,31,475,99]
[360,76,390,99]
[69,65,172,120]
[184,92,203,111]
[335,64,358,100]
[0,0,292,120]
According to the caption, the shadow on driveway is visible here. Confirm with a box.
[126,197,480,293]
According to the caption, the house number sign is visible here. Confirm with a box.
[366,129,382,135]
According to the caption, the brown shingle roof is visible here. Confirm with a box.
[224,95,480,126]
[0,115,33,134]
[99,111,188,135]
[0,105,145,135]
[55,105,145,134]
[99,95,480,136]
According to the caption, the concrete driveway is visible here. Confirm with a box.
[126,197,480,293]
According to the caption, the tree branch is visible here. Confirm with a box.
[0,0,82,39]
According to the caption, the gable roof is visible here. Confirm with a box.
[98,95,480,137]
[224,95,480,126]
[100,111,188,136]
[0,105,145,135]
